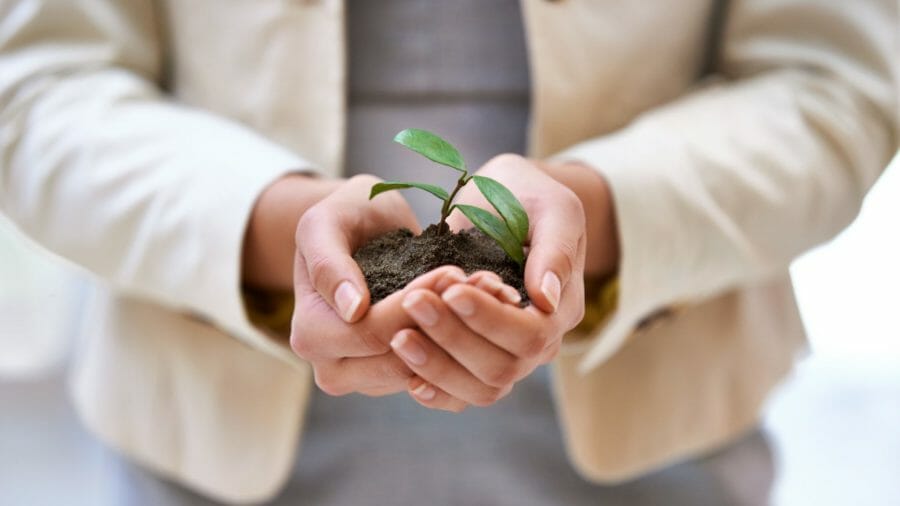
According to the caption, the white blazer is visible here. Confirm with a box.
[1,0,897,502]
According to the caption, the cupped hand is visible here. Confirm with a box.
[395,267,584,412]
[291,174,425,396]
[293,262,471,396]
[447,154,587,315]
[291,174,527,404]
[294,174,419,323]
[393,154,589,412]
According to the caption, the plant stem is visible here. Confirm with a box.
[438,172,470,234]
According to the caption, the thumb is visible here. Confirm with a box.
[295,208,371,323]
[355,265,470,350]
[524,199,584,314]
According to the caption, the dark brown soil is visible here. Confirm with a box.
[354,225,527,304]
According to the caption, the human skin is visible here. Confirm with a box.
[246,174,492,400]
[245,158,617,408]
[285,174,549,403]
[242,173,342,291]
[393,154,618,412]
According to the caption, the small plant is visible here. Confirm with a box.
[369,128,529,267]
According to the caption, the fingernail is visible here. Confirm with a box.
[402,291,439,327]
[476,275,503,292]
[334,281,362,322]
[390,331,427,366]
[501,286,522,305]
[475,275,520,305]
[541,272,561,312]
[411,381,436,401]
[443,286,476,316]
[435,269,467,292]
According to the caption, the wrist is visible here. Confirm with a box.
[242,173,342,290]
[539,160,619,279]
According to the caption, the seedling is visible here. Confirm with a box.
[369,128,529,266]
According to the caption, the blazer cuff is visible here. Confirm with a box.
[552,128,694,373]
[165,133,316,367]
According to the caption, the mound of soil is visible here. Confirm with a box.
[353,224,527,304]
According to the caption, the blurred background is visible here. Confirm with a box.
[1,152,898,505]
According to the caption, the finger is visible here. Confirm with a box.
[441,283,549,359]
[523,189,585,313]
[359,266,468,348]
[292,250,374,358]
[390,329,507,407]
[291,265,466,359]
[552,235,588,331]
[445,208,473,233]
[295,176,420,323]
[539,340,562,365]
[312,353,412,397]
[401,289,519,387]
[405,265,467,293]
[291,290,389,360]
[465,271,522,305]
[295,207,370,323]
[407,376,468,413]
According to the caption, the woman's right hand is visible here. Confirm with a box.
[290,174,531,401]
[290,174,422,395]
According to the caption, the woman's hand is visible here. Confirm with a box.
[291,174,533,404]
[291,174,428,396]
[294,174,420,324]
[292,265,467,397]
[292,157,613,406]
[242,174,341,290]
[393,269,580,412]
[391,154,597,412]
[447,154,589,313]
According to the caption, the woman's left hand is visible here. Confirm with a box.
[392,154,590,412]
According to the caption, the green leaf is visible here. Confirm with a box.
[454,204,524,266]
[393,128,467,173]
[369,181,450,201]
[472,175,529,244]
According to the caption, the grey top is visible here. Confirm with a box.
[291,2,749,505]
[0,2,781,505]
[28,2,768,505]
[344,0,530,223]
[315,2,608,503]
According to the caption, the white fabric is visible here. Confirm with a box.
[0,0,896,502]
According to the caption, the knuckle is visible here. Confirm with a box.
[290,332,315,360]
[358,326,390,355]
[359,386,392,397]
[472,387,505,407]
[382,354,412,379]
[487,153,525,167]
[520,331,548,360]
[290,322,319,360]
[349,174,383,187]
[307,254,337,290]
[558,237,580,261]
[559,186,585,221]
[541,342,562,364]
[313,367,349,397]
[448,403,468,414]
[426,362,452,388]
[485,362,519,388]
[295,207,322,244]
[545,242,578,284]
[553,239,580,273]
[374,193,413,220]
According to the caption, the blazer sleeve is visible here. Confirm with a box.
[0,0,313,363]
[555,0,899,371]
